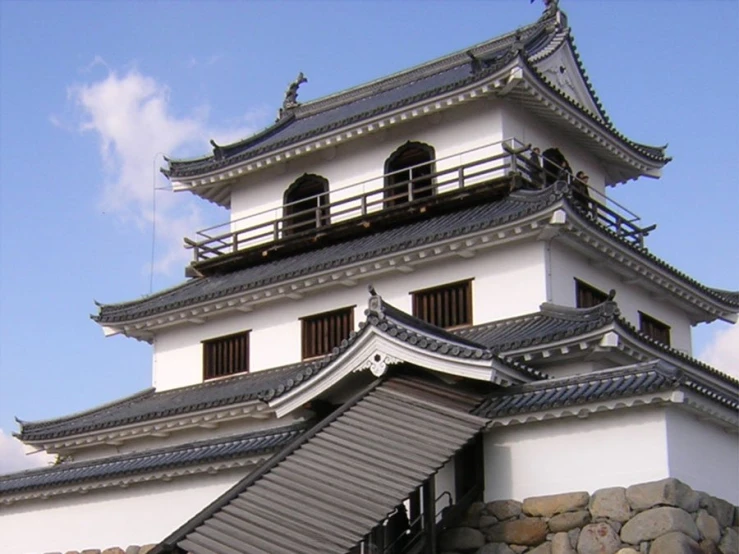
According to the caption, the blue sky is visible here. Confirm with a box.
[0,0,737,472]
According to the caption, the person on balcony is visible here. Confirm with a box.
[573,171,592,213]
[528,146,544,188]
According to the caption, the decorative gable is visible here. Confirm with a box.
[532,37,605,121]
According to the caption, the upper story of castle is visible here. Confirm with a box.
[162,4,670,278]
[89,3,737,394]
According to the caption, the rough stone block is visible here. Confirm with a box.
[475,544,515,554]
[486,500,523,520]
[590,487,632,523]
[700,539,721,554]
[549,510,591,533]
[486,518,548,546]
[650,531,702,554]
[440,527,486,552]
[509,547,527,554]
[699,494,736,528]
[125,548,140,554]
[523,492,589,517]
[528,542,552,554]
[719,527,738,554]
[81,550,101,554]
[479,515,498,529]
[102,549,126,554]
[615,549,639,554]
[621,506,700,544]
[551,532,575,554]
[138,547,157,554]
[576,522,620,554]
[626,479,700,512]
[697,510,722,543]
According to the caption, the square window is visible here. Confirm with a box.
[203,331,250,380]
[639,312,671,346]
[575,279,608,308]
[302,307,354,360]
[412,280,472,329]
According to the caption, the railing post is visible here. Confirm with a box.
[273,221,279,241]
[233,233,239,253]
[361,194,367,217]
[458,167,465,190]
[408,177,414,202]
[424,479,437,554]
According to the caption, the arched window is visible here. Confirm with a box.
[384,142,436,207]
[541,147,572,186]
[283,174,329,236]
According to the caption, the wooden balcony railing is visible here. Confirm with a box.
[184,139,654,267]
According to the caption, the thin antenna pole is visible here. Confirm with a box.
[150,152,167,294]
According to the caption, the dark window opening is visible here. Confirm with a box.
[639,312,671,346]
[575,279,608,309]
[301,307,354,360]
[412,280,472,329]
[203,331,249,380]
[384,142,436,207]
[455,434,484,502]
[542,147,572,186]
[283,174,329,236]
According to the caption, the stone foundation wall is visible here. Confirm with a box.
[44,545,156,554]
[440,478,738,554]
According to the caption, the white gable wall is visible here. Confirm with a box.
[228,99,505,227]
[153,240,547,391]
[548,239,693,353]
[665,407,739,503]
[483,405,739,504]
[0,471,240,554]
[484,407,671,501]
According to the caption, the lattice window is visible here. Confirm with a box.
[203,331,250,380]
[302,307,354,360]
[412,280,472,329]
[639,312,671,346]
[575,279,608,309]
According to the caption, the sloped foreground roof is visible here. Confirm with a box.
[155,375,487,554]
[0,424,306,498]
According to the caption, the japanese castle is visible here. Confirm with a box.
[2,3,737,554]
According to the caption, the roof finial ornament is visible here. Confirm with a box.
[607,289,617,301]
[278,72,307,119]
[366,285,385,318]
[466,50,482,74]
[210,139,225,161]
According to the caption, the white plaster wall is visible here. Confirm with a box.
[228,99,505,229]
[435,458,457,511]
[501,104,607,197]
[483,407,670,501]
[665,407,739,504]
[153,240,547,391]
[547,240,693,353]
[0,472,240,554]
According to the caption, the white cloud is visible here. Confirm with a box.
[0,429,54,476]
[67,64,265,274]
[698,324,739,379]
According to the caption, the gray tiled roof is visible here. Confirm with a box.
[457,301,618,352]
[474,362,739,419]
[165,15,555,179]
[94,184,738,327]
[22,293,539,443]
[155,375,487,554]
[95,191,551,324]
[0,424,306,495]
[17,363,310,442]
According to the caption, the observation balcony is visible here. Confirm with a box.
[184,138,654,276]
